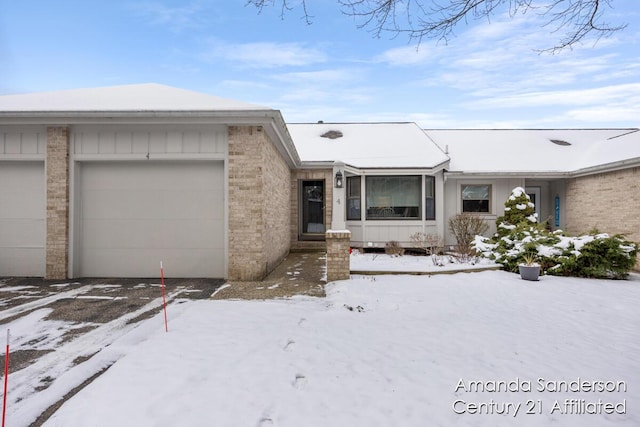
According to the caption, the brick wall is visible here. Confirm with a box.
[566,167,640,269]
[228,126,291,280]
[46,127,69,279]
[263,128,292,272]
[326,230,351,281]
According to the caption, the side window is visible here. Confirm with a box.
[462,184,491,213]
[425,176,436,220]
[346,176,361,220]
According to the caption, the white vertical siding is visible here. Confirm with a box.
[72,125,227,157]
[0,127,46,159]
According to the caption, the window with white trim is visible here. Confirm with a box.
[425,176,436,220]
[462,184,491,213]
[346,176,361,220]
[366,176,421,219]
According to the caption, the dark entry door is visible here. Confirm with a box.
[300,180,325,240]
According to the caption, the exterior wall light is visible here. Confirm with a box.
[335,170,343,188]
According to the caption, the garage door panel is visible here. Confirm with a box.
[0,192,44,218]
[0,161,45,276]
[82,190,222,220]
[82,162,222,191]
[0,249,46,276]
[81,249,224,278]
[0,219,45,246]
[82,219,222,249]
[79,161,224,278]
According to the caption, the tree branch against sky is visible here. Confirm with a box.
[246,0,627,52]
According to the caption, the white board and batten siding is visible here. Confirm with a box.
[0,127,46,276]
[348,222,439,248]
[72,125,227,158]
[442,177,525,246]
[71,125,227,278]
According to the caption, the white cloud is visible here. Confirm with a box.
[130,1,203,32]
[270,69,359,84]
[463,83,640,109]
[219,80,273,91]
[201,40,327,68]
[376,45,433,66]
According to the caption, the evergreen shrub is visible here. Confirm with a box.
[474,187,638,279]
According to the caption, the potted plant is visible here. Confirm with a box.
[518,253,541,281]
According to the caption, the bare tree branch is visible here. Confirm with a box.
[246,0,313,24]
[245,0,626,52]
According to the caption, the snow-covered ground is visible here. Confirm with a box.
[350,250,500,272]
[4,263,639,426]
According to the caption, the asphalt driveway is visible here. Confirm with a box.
[0,276,223,426]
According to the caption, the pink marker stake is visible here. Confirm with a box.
[2,329,10,427]
[160,262,168,332]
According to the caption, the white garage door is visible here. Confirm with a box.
[0,161,45,276]
[78,161,225,278]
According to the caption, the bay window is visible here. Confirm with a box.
[366,176,421,219]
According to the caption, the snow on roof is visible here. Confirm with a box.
[425,129,640,174]
[288,122,449,169]
[0,83,270,112]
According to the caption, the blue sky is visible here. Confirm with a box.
[0,1,638,128]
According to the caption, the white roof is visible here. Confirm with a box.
[0,83,269,112]
[288,122,449,169]
[425,129,640,174]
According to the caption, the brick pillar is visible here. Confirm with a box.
[326,230,351,282]
[227,125,266,281]
[46,127,70,279]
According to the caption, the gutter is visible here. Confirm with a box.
[570,157,640,177]
[444,171,571,179]
[445,157,640,179]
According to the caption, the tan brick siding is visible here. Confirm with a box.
[566,167,640,269]
[326,230,351,282]
[290,169,333,249]
[46,127,70,279]
[228,126,291,280]
[263,128,292,273]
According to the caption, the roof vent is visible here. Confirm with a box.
[321,130,343,139]
[550,139,571,146]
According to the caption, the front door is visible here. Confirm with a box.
[300,180,325,240]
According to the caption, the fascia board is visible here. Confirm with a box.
[0,110,282,125]
[570,157,640,177]
[444,171,571,179]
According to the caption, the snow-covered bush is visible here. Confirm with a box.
[548,234,638,279]
[474,187,639,279]
[494,186,538,239]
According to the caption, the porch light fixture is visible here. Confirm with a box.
[335,170,344,188]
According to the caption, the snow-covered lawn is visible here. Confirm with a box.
[350,250,500,272]
[6,269,640,426]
